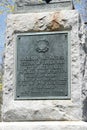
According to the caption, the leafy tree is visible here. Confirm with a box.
[0,0,14,14]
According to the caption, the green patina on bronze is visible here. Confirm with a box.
[15,31,71,100]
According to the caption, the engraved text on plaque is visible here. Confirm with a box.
[15,32,70,99]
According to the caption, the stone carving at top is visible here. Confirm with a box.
[15,0,71,6]
[15,0,72,13]
[15,0,52,6]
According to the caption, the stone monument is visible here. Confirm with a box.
[0,0,87,129]
[15,0,73,13]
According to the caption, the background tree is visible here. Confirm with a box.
[0,0,14,14]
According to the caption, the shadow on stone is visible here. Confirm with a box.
[83,97,87,121]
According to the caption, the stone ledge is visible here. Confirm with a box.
[15,0,73,13]
[0,122,87,130]
[0,121,87,130]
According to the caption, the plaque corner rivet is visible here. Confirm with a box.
[65,34,67,38]
[18,37,21,40]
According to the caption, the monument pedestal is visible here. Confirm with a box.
[0,122,87,130]
[3,11,82,121]
[1,0,87,129]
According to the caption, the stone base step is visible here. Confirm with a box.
[0,121,87,130]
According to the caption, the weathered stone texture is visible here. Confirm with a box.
[2,11,82,121]
[15,0,72,5]
[1,122,87,130]
[15,0,72,13]
[80,24,87,121]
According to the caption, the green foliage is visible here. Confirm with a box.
[0,0,14,14]
[75,0,81,2]
[73,0,82,4]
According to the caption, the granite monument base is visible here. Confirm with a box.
[3,11,84,121]
[0,122,87,130]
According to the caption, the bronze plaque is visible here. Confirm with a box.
[15,32,70,99]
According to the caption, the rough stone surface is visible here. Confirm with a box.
[15,0,73,13]
[1,122,87,130]
[80,24,87,121]
[3,11,82,121]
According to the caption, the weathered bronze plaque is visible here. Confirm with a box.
[15,32,70,99]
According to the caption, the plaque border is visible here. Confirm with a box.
[14,31,71,100]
